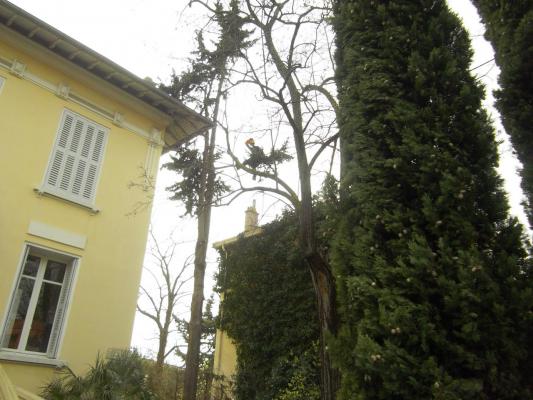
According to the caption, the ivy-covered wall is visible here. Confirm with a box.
[216,216,320,400]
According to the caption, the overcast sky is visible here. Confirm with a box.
[8,0,529,361]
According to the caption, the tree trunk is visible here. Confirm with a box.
[244,7,340,398]
[183,208,210,400]
[183,76,225,400]
[307,251,339,400]
[297,157,339,400]
[149,328,168,394]
[155,329,168,371]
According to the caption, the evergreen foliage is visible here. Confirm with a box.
[176,295,217,366]
[164,147,229,216]
[242,140,293,177]
[162,0,253,107]
[42,350,155,400]
[216,216,320,400]
[160,0,253,216]
[472,0,533,227]
[332,1,533,399]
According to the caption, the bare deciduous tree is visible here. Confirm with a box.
[194,1,340,398]
[136,230,192,377]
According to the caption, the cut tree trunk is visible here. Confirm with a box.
[307,251,340,400]
[296,140,340,400]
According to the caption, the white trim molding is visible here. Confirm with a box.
[56,82,70,99]
[9,59,25,77]
[27,221,87,249]
[144,128,162,176]
[34,186,101,214]
[113,112,125,127]
[0,54,165,147]
[0,350,66,367]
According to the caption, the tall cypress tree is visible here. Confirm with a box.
[332,1,533,399]
[471,0,533,228]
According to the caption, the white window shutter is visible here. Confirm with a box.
[44,110,108,205]
[46,264,74,358]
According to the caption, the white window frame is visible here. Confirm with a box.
[39,109,109,209]
[0,244,78,361]
[0,75,5,95]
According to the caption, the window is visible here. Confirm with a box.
[1,246,76,358]
[43,110,108,207]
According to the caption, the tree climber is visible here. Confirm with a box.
[243,138,268,180]
[242,138,293,180]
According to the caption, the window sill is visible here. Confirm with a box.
[34,187,100,214]
[0,351,66,368]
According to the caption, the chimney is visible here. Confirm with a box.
[244,200,259,232]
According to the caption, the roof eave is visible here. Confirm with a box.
[0,0,212,145]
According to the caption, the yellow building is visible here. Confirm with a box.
[212,205,260,399]
[0,1,209,395]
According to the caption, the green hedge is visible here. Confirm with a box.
[332,1,533,399]
[473,0,533,228]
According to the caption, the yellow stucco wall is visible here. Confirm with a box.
[213,328,237,383]
[213,294,237,398]
[0,36,163,393]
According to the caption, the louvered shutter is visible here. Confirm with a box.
[44,110,108,205]
[46,264,74,358]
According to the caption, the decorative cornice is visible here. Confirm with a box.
[113,111,124,127]
[0,55,165,146]
[8,57,24,77]
[56,82,70,99]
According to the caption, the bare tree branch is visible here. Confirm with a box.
[309,133,339,170]
[137,230,192,372]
